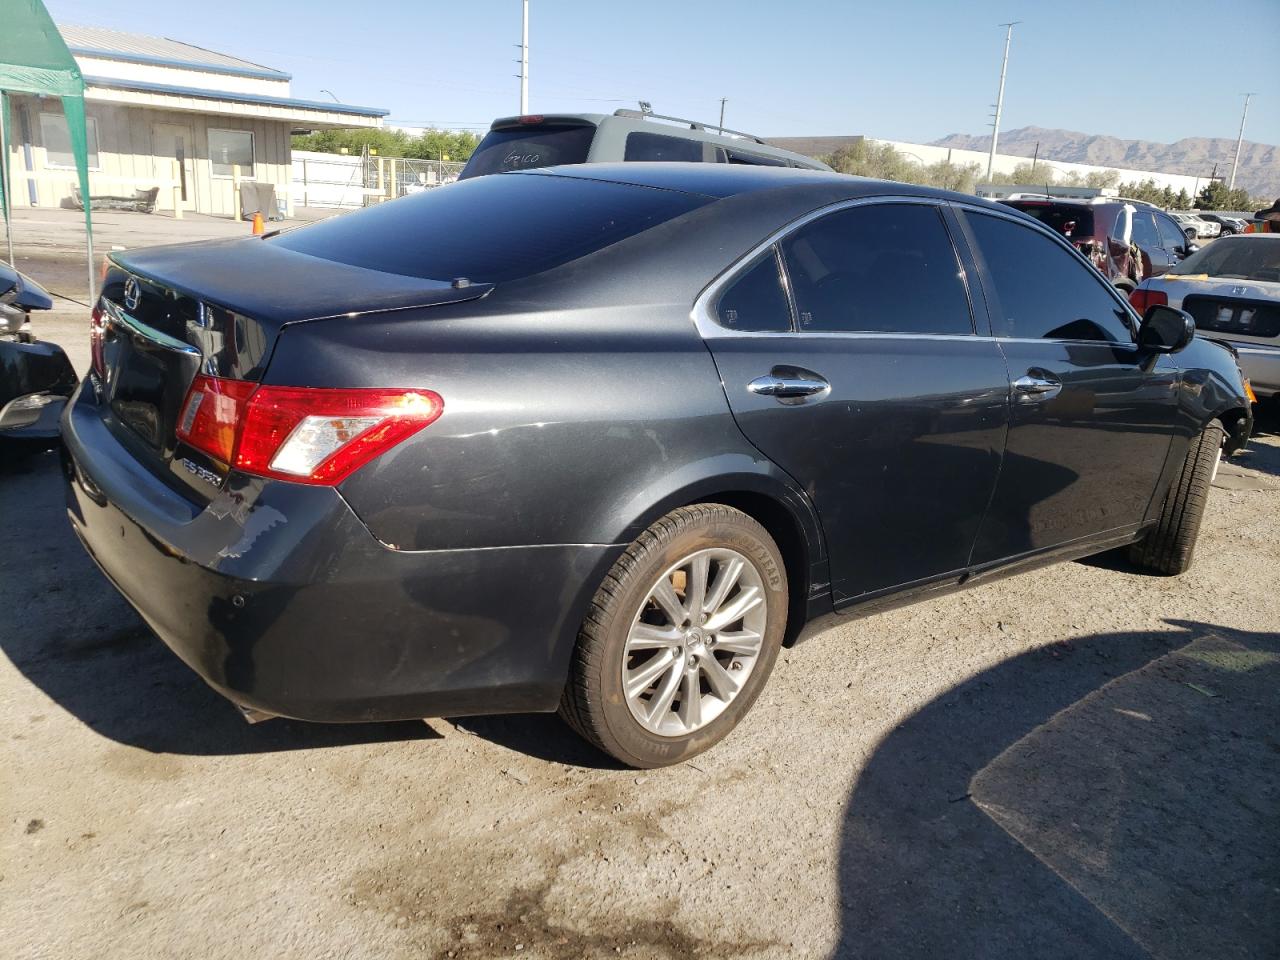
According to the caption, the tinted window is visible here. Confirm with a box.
[966,212,1132,342]
[1005,202,1095,240]
[624,132,704,162]
[1130,210,1160,248]
[459,124,595,179]
[716,250,791,332]
[780,204,972,335]
[726,149,788,167]
[271,173,709,283]
[1157,215,1187,250]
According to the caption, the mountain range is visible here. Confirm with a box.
[930,126,1278,200]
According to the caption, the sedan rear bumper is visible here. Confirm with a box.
[60,383,618,722]
[1233,343,1280,398]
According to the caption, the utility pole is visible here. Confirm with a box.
[0,100,12,266]
[718,98,727,134]
[1228,92,1253,192]
[519,0,530,114]
[986,21,1019,182]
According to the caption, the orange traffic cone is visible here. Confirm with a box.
[251,212,265,235]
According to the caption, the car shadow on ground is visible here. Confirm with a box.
[830,618,1279,960]
[0,449,438,756]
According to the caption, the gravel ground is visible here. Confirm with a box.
[2,213,1278,959]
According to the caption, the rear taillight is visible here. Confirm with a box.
[1129,288,1168,313]
[89,304,106,380]
[176,375,443,485]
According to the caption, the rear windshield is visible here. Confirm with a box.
[459,124,596,179]
[1171,237,1280,282]
[269,172,710,283]
[1005,202,1095,241]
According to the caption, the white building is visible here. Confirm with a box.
[2,24,386,218]
[769,136,1205,197]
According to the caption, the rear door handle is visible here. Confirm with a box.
[748,373,830,399]
[1012,372,1062,401]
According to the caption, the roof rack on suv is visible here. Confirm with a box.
[612,108,767,145]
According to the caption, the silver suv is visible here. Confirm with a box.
[460,109,830,179]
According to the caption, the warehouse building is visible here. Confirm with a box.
[2,24,386,218]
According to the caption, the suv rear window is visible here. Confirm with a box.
[624,132,705,162]
[459,123,596,179]
[1004,202,1095,241]
[270,172,710,283]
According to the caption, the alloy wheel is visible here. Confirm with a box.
[622,547,768,736]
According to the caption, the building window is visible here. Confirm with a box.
[40,113,100,170]
[209,129,255,179]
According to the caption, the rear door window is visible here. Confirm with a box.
[779,203,973,335]
[271,172,710,283]
[624,132,704,162]
[1129,210,1160,249]
[1157,215,1187,250]
[459,123,596,179]
[964,211,1133,342]
[716,250,792,332]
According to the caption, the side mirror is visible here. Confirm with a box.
[1139,305,1195,354]
[0,262,18,301]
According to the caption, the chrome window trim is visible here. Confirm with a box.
[101,298,200,355]
[692,194,964,340]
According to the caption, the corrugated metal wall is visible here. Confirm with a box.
[2,96,292,217]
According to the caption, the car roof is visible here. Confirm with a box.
[518,162,979,204]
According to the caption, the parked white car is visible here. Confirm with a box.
[1171,212,1222,239]
[1130,234,1279,398]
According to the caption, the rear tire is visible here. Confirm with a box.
[1129,421,1224,575]
[560,504,787,768]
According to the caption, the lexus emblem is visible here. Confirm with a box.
[123,278,141,311]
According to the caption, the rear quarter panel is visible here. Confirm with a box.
[265,299,789,551]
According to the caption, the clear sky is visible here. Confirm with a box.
[46,0,1280,146]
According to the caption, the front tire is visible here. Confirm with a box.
[1130,421,1224,575]
[560,504,787,768]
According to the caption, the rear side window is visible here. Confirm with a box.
[726,149,788,167]
[271,173,709,283]
[965,212,1132,342]
[624,132,704,162]
[459,124,595,179]
[716,250,791,332]
[779,203,972,335]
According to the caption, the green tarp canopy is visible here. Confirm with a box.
[0,0,94,301]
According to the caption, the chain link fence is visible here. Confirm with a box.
[364,155,465,206]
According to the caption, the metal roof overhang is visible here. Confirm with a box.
[82,75,387,130]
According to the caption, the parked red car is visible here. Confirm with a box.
[1001,198,1199,293]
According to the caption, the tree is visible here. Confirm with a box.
[1196,180,1253,212]
[922,158,982,194]
[291,127,479,162]
[1118,178,1167,205]
[1000,162,1056,187]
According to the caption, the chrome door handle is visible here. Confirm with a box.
[748,374,829,398]
[1012,374,1062,400]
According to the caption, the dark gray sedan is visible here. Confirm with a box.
[62,165,1252,766]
